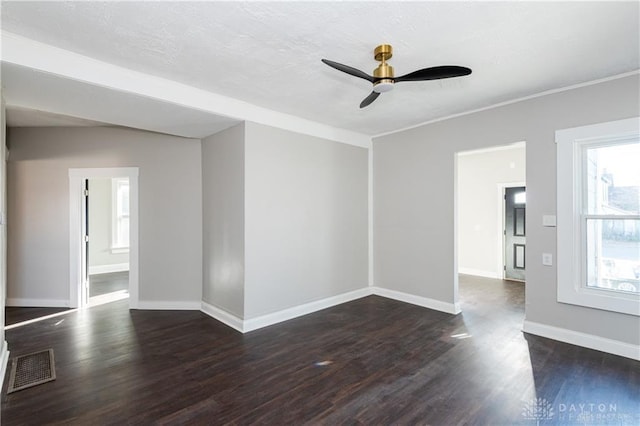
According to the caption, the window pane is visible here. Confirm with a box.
[514,207,525,236]
[514,244,525,269]
[586,218,640,294]
[112,178,130,248]
[514,191,526,204]
[119,218,130,247]
[118,182,130,216]
[586,143,640,215]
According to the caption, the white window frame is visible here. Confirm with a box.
[556,117,640,316]
[111,177,130,253]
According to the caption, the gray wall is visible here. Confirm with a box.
[7,126,202,305]
[374,74,640,345]
[88,177,129,272]
[457,145,526,278]
[202,123,245,318]
[244,122,368,318]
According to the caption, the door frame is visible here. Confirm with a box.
[499,182,526,280]
[69,167,139,309]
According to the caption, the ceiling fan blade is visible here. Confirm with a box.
[395,66,472,82]
[322,59,375,83]
[359,91,380,108]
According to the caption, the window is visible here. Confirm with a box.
[111,178,130,252]
[557,117,640,316]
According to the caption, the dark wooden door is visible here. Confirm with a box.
[504,186,526,281]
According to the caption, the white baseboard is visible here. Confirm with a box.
[0,341,9,385]
[201,287,461,333]
[89,263,129,275]
[458,268,502,279]
[371,286,461,314]
[6,298,70,308]
[135,300,201,310]
[201,287,372,333]
[243,287,372,333]
[523,320,640,361]
[200,301,244,332]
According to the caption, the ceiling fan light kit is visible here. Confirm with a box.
[322,44,472,108]
[372,44,395,93]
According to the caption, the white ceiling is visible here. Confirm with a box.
[1,1,639,138]
[6,106,108,128]
[2,62,240,138]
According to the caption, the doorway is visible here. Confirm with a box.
[455,142,526,309]
[86,177,131,306]
[69,168,139,309]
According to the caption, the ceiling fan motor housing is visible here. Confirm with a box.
[373,44,394,93]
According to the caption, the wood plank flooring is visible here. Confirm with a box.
[2,276,639,425]
[4,307,73,327]
[89,271,129,298]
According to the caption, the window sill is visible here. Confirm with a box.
[558,281,640,316]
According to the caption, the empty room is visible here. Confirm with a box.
[0,2,638,425]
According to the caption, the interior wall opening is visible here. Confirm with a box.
[454,142,526,312]
[86,177,130,307]
[69,167,139,310]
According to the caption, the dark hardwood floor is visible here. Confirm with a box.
[89,271,129,298]
[4,307,73,327]
[2,275,638,425]
[3,272,128,326]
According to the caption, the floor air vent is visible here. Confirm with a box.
[7,349,56,393]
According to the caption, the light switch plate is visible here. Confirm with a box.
[542,253,553,266]
[543,215,556,227]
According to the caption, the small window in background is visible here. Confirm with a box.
[112,178,130,250]
[514,191,526,204]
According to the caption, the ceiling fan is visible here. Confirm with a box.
[322,44,472,108]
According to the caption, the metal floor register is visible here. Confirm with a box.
[7,349,56,393]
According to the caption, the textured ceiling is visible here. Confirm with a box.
[1,1,639,137]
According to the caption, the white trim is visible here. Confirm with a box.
[556,118,640,316]
[371,286,461,314]
[523,320,640,361]
[2,31,371,148]
[6,298,70,307]
[69,167,139,309]
[136,301,201,310]
[110,247,129,254]
[374,70,640,138]
[200,302,244,333]
[88,263,129,275]
[453,154,460,313]
[0,341,9,385]
[458,268,502,279]
[457,141,526,157]
[368,147,374,286]
[202,288,372,333]
[202,287,463,333]
[243,288,372,332]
